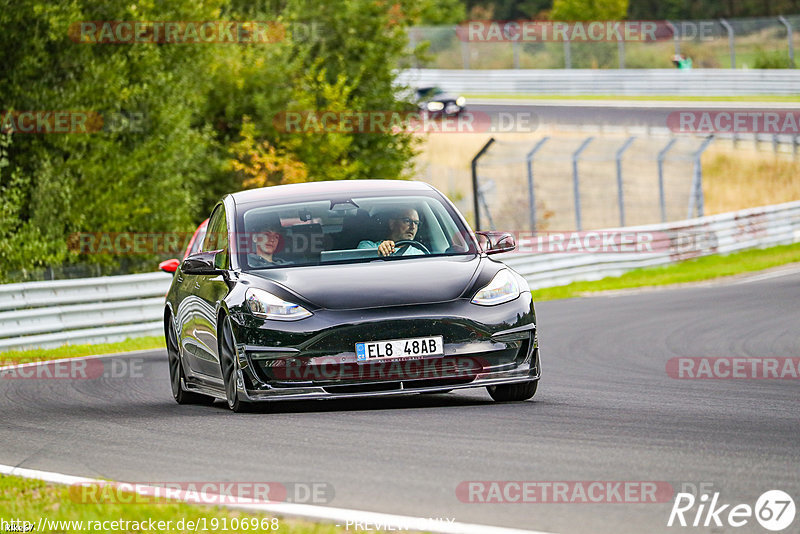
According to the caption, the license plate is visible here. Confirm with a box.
[356,336,444,361]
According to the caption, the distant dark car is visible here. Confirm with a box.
[416,86,466,116]
[164,180,540,412]
[158,219,209,274]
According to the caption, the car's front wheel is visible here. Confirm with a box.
[166,316,214,405]
[487,380,538,402]
[219,315,253,413]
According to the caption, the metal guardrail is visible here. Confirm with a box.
[0,272,172,351]
[500,201,800,290]
[1,201,798,350]
[397,69,800,96]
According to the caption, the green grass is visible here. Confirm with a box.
[0,336,165,364]
[465,93,800,102]
[0,474,347,534]
[533,242,800,301]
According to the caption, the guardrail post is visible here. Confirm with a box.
[778,16,795,67]
[688,136,714,218]
[615,137,636,227]
[471,138,495,231]
[572,137,593,231]
[720,19,735,68]
[657,138,678,222]
[526,137,550,232]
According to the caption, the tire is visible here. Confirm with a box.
[166,315,214,405]
[219,315,254,413]
[487,380,538,402]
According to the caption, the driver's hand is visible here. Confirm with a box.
[378,240,396,256]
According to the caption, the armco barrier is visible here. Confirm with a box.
[500,201,800,289]
[0,272,172,351]
[1,201,798,350]
[397,69,800,96]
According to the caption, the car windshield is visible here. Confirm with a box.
[235,193,477,270]
[416,87,443,99]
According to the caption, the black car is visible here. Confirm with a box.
[416,86,466,116]
[164,180,540,411]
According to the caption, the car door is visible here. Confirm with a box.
[182,204,231,378]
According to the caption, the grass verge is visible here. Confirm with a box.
[0,474,345,533]
[464,94,800,103]
[533,242,800,301]
[0,336,164,364]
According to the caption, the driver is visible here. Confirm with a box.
[358,208,425,257]
[248,217,289,267]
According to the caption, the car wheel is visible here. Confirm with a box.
[219,315,253,413]
[166,316,214,405]
[487,380,538,402]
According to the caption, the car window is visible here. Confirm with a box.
[237,193,478,270]
[201,205,229,268]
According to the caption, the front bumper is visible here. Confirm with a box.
[227,294,539,402]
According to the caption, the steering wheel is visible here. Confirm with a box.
[393,240,430,255]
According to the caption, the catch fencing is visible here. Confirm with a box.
[499,200,800,290]
[407,15,800,70]
[471,135,714,233]
[0,201,798,350]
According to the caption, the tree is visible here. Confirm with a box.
[550,0,629,20]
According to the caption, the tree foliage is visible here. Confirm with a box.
[550,0,628,21]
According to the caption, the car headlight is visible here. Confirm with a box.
[471,269,528,306]
[246,288,312,320]
[456,96,466,107]
[426,101,444,112]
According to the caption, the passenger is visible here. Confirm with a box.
[248,217,289,267]
[358,208,425,257]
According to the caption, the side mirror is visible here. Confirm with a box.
[158,258,180,274]
[475,231,516,255]
[182,250,225,275]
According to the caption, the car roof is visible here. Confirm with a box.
[230,180,437,206]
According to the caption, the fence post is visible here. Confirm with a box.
[720,19,736,68]
[461,40,470,69]
[471,138,495,231]
[657,138,678,222]
[526,137,550,232]
[615,137,636,227]
[687,136,715,218]
[572,137,594,231]
[778,16,795,67]
[666,21,681,56]
[564,38,572,69]
[513,41,520,69]
[618,39,626,69]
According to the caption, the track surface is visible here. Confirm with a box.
[2,273,799,533]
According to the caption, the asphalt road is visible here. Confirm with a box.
[468,100,800,131]
[2,273,799,533]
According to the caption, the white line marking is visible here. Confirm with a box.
[0,464,556,534]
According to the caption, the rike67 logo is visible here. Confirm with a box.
[668,490,795,531]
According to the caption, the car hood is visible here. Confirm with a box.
[248,255,482,310]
